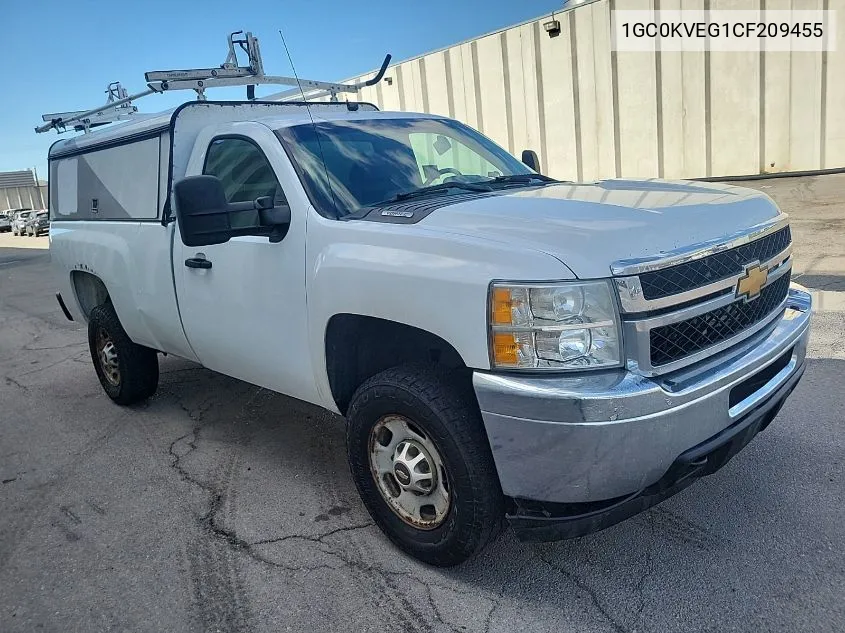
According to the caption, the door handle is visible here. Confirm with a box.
[185,257,212,269]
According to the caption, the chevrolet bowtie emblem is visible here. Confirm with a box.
[736,263,768,302]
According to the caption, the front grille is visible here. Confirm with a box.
[640,226,791,300]
[649,272,791,367]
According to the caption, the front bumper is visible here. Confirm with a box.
[473,287,812,539]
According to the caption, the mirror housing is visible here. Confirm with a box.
[173,175,291,247]
[174,175,233,247]
[521,149,541,173]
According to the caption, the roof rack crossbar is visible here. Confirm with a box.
[36,86,157,134]
[261,52,392,103]
[36,31,391,134]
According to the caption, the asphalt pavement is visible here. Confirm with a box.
[1,175,843,633]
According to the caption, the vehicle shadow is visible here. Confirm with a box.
[793,272,845,292]
[150,354,843,633]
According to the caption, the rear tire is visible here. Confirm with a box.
[346,365,504,567]
[88,302,159,405]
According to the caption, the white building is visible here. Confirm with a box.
[0,170,46,211]
[334,0,845,181]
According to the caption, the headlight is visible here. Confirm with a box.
[489,281,622,370]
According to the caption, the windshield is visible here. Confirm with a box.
[276,117,534,218]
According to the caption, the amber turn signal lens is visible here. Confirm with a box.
[491,288,513,325]
[492,332,519,365]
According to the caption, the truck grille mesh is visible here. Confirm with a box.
[639,226,791,300]
[649,272,791,367]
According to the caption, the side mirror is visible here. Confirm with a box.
[174,175,233,247]
[521,149,540,173]
[174,175,291,247]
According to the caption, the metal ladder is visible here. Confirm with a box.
[36,31,391,134]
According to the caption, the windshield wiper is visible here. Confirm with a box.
[486,174,559,186]
[378,181,493,205]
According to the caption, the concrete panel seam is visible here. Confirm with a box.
[396,65,406,112]
[759,0,767,173]
[569,10,584,182]
[655,0,665,179]
[532,21,549,174]
[820,0,829,168]
[610,0,622,178]
[419,59,430,113]
[375,80,384,110]
[444,49,456,119]
[471,41,485,133]
[500,32,516,154]
[704,0,712,178]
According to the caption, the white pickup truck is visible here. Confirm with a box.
[45,99,811,566]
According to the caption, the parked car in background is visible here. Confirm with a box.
[4,207,30,234]
[0,211,11,232]
[11,209,32,236]
[25,210,49,237]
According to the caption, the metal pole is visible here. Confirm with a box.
[32,166,45,209]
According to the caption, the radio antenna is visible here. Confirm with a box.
[277,28,340,216]
[278,29,310,107]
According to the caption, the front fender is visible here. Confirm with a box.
[306,213,573,410]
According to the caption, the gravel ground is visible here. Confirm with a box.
[0,175,843,633]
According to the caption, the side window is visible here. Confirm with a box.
[203,137,286,205]
[408,133,502,183]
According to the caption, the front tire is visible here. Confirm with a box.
[88,302,159,405]
[346,365,504,567]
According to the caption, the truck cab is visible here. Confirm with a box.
[40,42,811,567]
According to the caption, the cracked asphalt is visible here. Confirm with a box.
[1,174,844,633]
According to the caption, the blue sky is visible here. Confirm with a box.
[1,0,561,178]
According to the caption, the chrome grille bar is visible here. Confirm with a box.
[615,246,792,314]
[620,261,792,376]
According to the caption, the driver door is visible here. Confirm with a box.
[172,127,319,404]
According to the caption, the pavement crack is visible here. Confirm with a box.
[24,341,86,352]
[480,557,534,633]
[633,512,658,616]
[415,579,462,633]
[250,522,374,546]
[15,351,87,378]
[60,505,82,524]
[166,388,339,576]
[534,553,629,633]
[4,376,28,392]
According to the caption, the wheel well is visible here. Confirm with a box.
[325,314,468,415]
[70,271,110,319]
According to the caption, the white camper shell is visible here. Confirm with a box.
[48,101,377,223]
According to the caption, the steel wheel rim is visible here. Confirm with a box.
[368,414,451,530]
[96,327,120,386]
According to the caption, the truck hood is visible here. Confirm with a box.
[418,179,784,278]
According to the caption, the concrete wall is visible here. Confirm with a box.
[1,184,47,212]
[333,0,845,181]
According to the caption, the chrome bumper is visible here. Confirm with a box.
[474,287,812,505]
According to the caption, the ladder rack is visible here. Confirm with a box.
[36,31,391,134]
